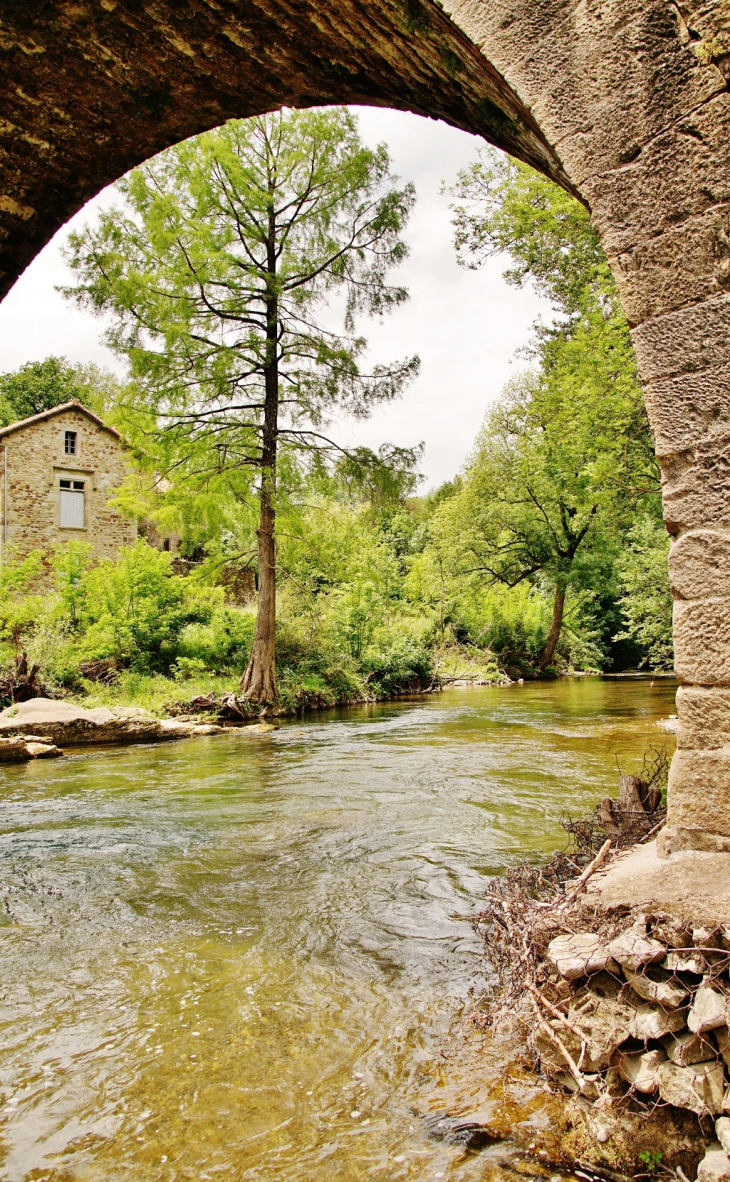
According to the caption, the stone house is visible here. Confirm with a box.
[0,400,136,566]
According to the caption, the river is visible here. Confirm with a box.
[0,677,676,1182]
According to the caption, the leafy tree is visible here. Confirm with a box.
[444,149,660,668]
[0,356,116,426]
[614,516,674,669]
[64,108,418,701]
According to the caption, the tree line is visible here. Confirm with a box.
[0,107,673,704]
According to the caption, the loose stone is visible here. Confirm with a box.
[717,1118,730,1156]
[546,933,616,980]
[689,984,729,1033]
[664,950,709,975]
[657,1060,726,1115]
[614,1047,666,1093]
[622,966,689,1007]
[662,1029,717,1066]
[629,1003,686,1040]
[717,1027,730,1067]
[698,1143,730,1182]
[605,921,666,972]
[24,741,63,758]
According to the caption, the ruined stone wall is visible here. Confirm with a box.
[0,409,136,567]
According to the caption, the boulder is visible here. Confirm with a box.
[717,1118,730,1156]
[622,966,689,1007]
[629,1003,686,1041]
[698,1144,730,1182]
[614,1047,666,1093]
[663,1029,717,1066]
[657,1060,726,1115]
[605,920,666,972]
[0,697,194,747]
[689,984,729,1033]
[546,933,618,980]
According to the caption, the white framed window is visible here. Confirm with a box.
[59,479,85,529]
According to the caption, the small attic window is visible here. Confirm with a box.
[64,430,77,455]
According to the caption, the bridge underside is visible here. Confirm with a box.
[1,0,730,859]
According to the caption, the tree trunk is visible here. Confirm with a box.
[240,466,278,702]
[537,580,566,670]
[240,231,279,703]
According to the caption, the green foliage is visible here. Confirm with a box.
[0,356,119,426]
[614,516,674,670]
[79,541,217,671]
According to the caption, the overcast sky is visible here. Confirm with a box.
[0,107,551,490]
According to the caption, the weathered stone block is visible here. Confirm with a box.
[606,920,666,971]
[624,966,688,1008]
[674,599,730,685]
[645,362,730,457]
[677,687,730,751]
[632,292,730,385]
[661,434,730,531]
[670,533,730,602]
[668,750,730,836]
[718,1117,730,1156]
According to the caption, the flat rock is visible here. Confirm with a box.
[0,698,193,747]
[584,840,730,926]
[698,1144,730,1182]
[663,1029,717,1066]
[614,1047,666,1093]
[664,949,710,974]
[24,741,62,758]
[689,984,729,1033]
[546,933,617,980]
[657,1060,726,1115]
[623,966,689,1007]
[629,1003,686,1040]
[605,920,666,972]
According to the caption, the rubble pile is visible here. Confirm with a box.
[538,917,730,1178]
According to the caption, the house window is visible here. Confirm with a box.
[59,479,85,529]
[64,431,77,456]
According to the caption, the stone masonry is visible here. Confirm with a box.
[0,401,136,567]
[0,1,728,848]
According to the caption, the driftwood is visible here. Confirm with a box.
[78,657,123,685]
[0,651,50,707]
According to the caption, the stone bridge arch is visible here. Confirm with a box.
[1,0,729,856]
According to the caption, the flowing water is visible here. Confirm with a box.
[0,677,676,1182]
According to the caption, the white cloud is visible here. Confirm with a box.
[0,107,552,489]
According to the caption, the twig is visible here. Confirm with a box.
[525,982,586,1040]
[557,839,612,911]
[528,994,586,1091]
[639,818,665,842]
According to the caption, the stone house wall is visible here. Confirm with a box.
[0,403,136,567]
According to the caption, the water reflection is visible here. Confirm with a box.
[0,678,675,1180]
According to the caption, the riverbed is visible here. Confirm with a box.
[0,677,676,1181]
